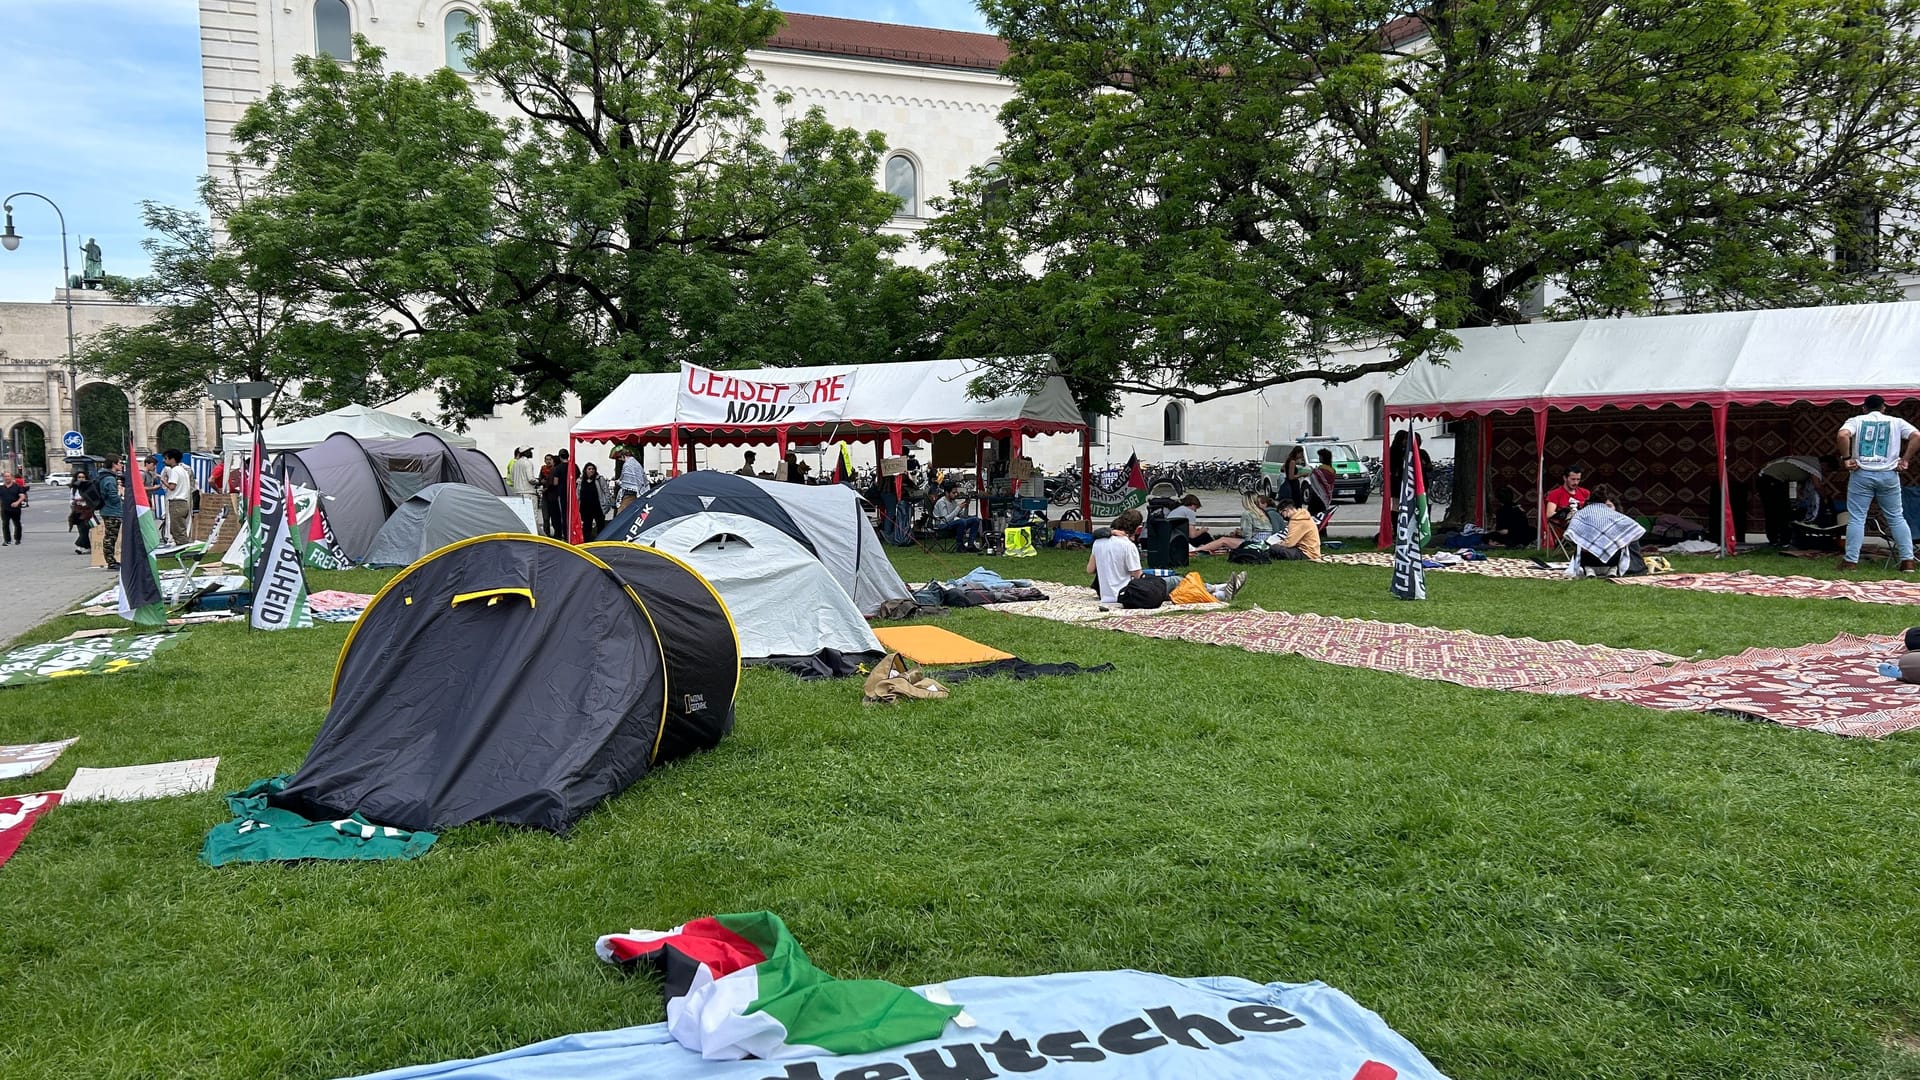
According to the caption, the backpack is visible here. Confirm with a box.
[1118,575,1170,609]
[81,479,105,511]
[1227,544,1272,564]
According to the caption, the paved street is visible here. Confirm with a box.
[0,484,118,645]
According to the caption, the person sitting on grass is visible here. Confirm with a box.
[1089,509,1145,605]
[1491,486,1532,547]
[1269,498,1322,561]
[931,481,983,552]
[1194,494,1281,555]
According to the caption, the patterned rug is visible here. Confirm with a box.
[309,591,377,624]
[1101,610,1680,690]
[1318,551,1567,580]
[980,581,1228,624]
[1611,569,1920,607]
[1529,634,1920,738]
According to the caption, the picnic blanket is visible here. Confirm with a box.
[1318,552,1565,580]
[872,625,1014,665]
[1611,569,1920,607]
[981,581,1228,624]
[1102,610,1680,690]
[309,590,377,623]
[1528,634,1920,738]
[0,633,186,689]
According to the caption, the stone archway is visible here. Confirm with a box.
[6,420,47,478]
[75,382,131,457]
[155,420,192,456]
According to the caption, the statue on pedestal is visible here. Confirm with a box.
[79,238,104,289]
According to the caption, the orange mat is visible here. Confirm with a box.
[872,625,1014,665]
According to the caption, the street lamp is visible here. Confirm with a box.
[0,191,80,458]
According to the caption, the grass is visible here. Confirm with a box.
[3,549,1919,1078]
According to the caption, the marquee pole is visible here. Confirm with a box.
[668,425,681,479]
[1713,403,1733,557]
[1376,418,1394,549]
[889,428,904,502]
[776,427,789,477]
[1534,408,1549,548]
[567,434,581,544]
[1476,414,1492,527]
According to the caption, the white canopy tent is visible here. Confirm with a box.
[261,404,477,451]
[1384,302,1920,551]
[568,358,1092,539]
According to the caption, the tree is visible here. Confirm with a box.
[74,384,129,457]
[225,0,938,424]
[80,179,423,430]
[929,0,1920,429]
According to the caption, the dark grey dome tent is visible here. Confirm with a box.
[584,542,740,761]
[365,483,531,567]
[271,536,735,833]
[278,432,506,561]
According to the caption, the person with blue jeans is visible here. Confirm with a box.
[931,481,983,551]
[1837,394,1919,571]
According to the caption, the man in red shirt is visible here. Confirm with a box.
[1542,465,1591,547]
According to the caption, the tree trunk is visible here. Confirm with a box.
[1442,420,1481,528]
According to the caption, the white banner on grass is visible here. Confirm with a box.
[676,362,856,426]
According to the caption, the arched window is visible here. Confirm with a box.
[1307,396,1323,437]
[982,159,1009,211]
[314,0,351,59]
[1367,393,1385,439]
[1163,402,1185,445]
[885,154,918,217]
[445,9,478,72]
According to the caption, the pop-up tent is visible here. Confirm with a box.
[260,403,478,450]
[278,433,507,561]
[1385,301,1920,550]
[364,483,530,567]
[584,542,740,762]
[271,536,736,833]
[602,471,912,616]
[633,512,883,660]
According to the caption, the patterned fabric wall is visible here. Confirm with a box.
[1486,402,1920,526]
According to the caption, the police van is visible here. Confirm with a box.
[1259,437,1371,504]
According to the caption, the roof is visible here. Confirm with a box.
[764,12,1008,72]
[573,358,1085,443]
[260,404,477,450]
[1386,301,1920,418]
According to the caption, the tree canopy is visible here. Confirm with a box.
[929,0,1920,412]
[220,0,937,423]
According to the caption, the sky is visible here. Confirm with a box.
[0,0,989,303]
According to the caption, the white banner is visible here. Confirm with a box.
[676,363,856,427]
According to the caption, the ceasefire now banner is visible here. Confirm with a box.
[677,363,857,426]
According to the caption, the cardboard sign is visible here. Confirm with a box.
[0,738,78,780]
[881,456,909,477]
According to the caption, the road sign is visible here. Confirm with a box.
[61,430,84,454]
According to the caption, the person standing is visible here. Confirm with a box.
[97,454,123,570]
[69,467,102,555]
[1,473,26,545]
[615,447,650,511]
[160,449,194,545]
[507,447,541,533]
[1837,394,1919,571]
[578,462,609,538]
[538,453,563,539]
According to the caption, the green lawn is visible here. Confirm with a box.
[3,549,1919,1078]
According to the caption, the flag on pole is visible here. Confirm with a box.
[250,457,314,630]
[245,428,268,590]
[1390,433,1428,601]
[1125,452,1147,493]
[302,497,350,570]
[829,442,855,485]
[597,911,964,1061]
[118,432,167,626]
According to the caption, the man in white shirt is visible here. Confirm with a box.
[616,448,650,511]
[506,448,540,533]
[1836,394,1918,571]
[160,449,194,545]
[1088,510,1145,605]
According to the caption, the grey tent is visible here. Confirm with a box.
[366,483,531,567]
[279,433,506,561]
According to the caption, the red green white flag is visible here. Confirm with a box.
[596,911,967,1061]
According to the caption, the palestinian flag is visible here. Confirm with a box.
[250,457,314,630]
[596,911,965,1061]
[1125,452,1147,493]
[297,491,350,570]
[118,432,167,626]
